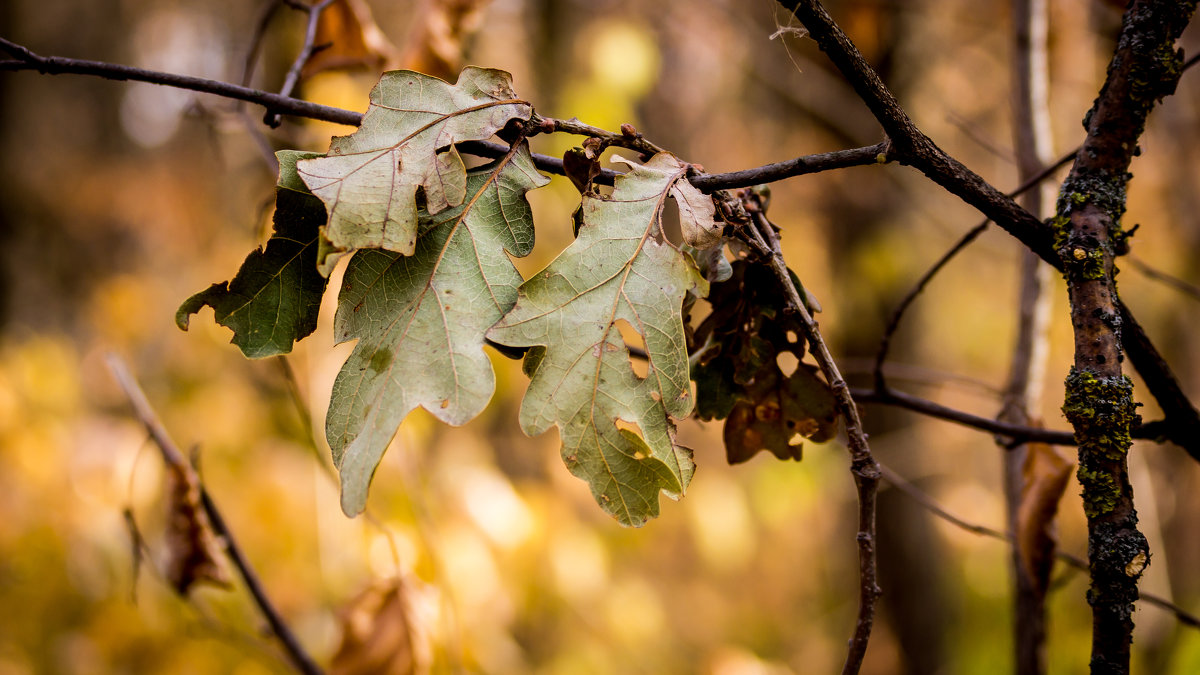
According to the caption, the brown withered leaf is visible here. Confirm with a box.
[400,0,493,81]
[331,579,418,675]
[1015,439,1074,592]
[563,146,602,195]
[723,363,837,464]
[693,259,837,463]
[164,465,231,594]
[302,0,401,78]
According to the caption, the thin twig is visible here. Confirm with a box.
[870,147,1074,393]
[741,199,880,675]
[1128,256,1200,302]
[0,37,361,126]
[876,463,1200,630]
[274,356,402,570]
[538,115,666,157]
[851,386,1075,445]
[266,0,337,127]
[688,142,890,192]
[849,386,1166,445]
[872,220,990,392]
[106,354,324,675]
[241,0,285,89]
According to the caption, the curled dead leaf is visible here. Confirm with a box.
[401,0,493,81]
[331,578,421,675]
[1015,440,1074,592]
[164,465,231,594]
[302,0,401,78]
[670,176,721,250]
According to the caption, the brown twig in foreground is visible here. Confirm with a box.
[106,354,324,675]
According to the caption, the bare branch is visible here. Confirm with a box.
[872,221,989,392]
[106,355,324,675]
[1003,1,1059,669]
[0,37,362,126]
[240,0,285,88]
[1128,256,1200,302]
[851,386,1075,445]
[870,148,1071,395]
[689,142,890,192]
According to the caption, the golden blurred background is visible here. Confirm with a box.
[1,0,1199,673]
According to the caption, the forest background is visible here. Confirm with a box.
[1,0,1199,673]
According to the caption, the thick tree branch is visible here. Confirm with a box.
[106,355,324,675]
[1054,3,1195,671]
[779,1,1056,263]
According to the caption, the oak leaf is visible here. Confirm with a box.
[327,145,547,516]
[297,68,532,272]
[487,153,707,526]
[176,151,330,358]
[693,260,836,463]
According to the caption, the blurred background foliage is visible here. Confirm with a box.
[1,0,1199,673]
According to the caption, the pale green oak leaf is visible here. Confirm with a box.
[327,144,548,516]
[487,153,708,526]
[297,67,533,272]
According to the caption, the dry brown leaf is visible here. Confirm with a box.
[302,0,401,78]
[400,0,493,81]
[1015,439,1074,593]
[331,579,418,675]
[164,465,231,594]
[722,364,837,465]
[562,146,601,195]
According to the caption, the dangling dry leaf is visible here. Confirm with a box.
[163,465,231,594]
[1015,439,1074,592]
[693,259,836,464]
[331,579,419,675]
[722,363,837,464]
[302,0,401,78]
[400,0,493,81]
